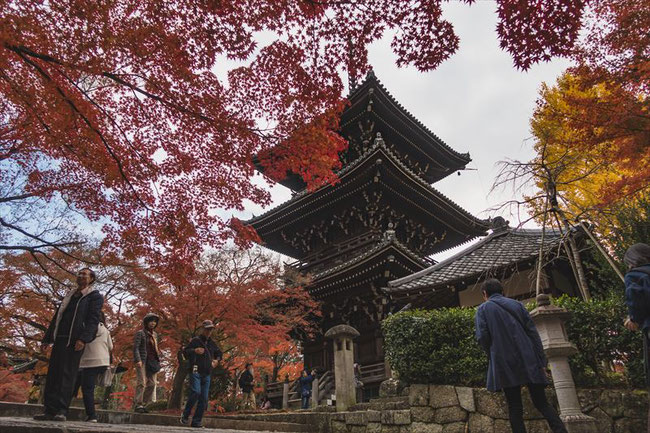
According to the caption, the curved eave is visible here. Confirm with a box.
[345,72,471,170]
[308,241,428,298]
[252,155,307,191]
[248,136,488,233]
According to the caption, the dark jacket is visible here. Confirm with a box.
[475,294,548,391]
[183,335,222,376]
[133,314,159,363]
[239,370,254,393]
[624,265,650,330]
[299,374,314,395]
[43,288,103,347]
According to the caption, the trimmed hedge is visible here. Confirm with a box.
[382,307,487,386]
[555,294,644,388]
[382,294,644,388]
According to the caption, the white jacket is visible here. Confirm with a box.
[80,323,113,369]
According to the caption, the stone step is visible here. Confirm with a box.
[0,402,310,432]
[0,416,288,433]
[347,396,410,412]
[214,411,330,432]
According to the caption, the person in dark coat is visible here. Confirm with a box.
[621,243,650,433]
[475,278,567,433]
[180,320,222,428]
[34,268,103,422]
[239,363,256,409]
[133,312,160,413]
[298,369,316,409]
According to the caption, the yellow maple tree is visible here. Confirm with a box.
[528,71,648,240]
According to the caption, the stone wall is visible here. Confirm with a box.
[330,384,648,433]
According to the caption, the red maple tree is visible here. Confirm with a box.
[125,247,319,408]
[1,0,591,276]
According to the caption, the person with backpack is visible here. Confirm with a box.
[621,243,650,433]
[133,313,161,413]
[180,320,222,428]
[34,268,103,422]
[239,363,255,409]
[74,311,113,422]
[475,278,567,433]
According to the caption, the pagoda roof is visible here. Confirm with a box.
[384,224,566,298]
[257,71,472,190]
[247,135,489,258]
[341,71,471,182]
[307,232,429,299]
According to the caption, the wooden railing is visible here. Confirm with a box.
[316,370,334,405]
[266,370,336,408]
[360,361,387,384]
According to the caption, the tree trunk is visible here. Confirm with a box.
[566,231,591,301]
[272,365,279,383]
[167,352,188,409]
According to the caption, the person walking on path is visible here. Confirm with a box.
[34,268,104,422]
[133,313,161,413]
[298,369,316,409]
[180,320,222,428]
[75,311,113,422]
[475,278,567,433]
[621,243,650,433]
[239,363,256,410]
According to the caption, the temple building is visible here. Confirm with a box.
[247,72,580,399]
[384,217,582,309]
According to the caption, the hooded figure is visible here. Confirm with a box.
[133,313,160,413]
[624,243,650,331]
[622,243,650,433]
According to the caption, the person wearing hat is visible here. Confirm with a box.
[622,243,650,433]
[180,320,223,428]
[133,312,160,413]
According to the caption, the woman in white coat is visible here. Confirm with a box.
[77,312,112,422]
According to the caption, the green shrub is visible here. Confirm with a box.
[382,295,645,389]
[554,293,644,388]
[381,308,487,386]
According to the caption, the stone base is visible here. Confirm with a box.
[380,378,407,398]
[562,413,599,433]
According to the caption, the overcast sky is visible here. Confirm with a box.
[232,2,572,260]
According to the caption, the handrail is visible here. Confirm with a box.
[267,370,337,405]
[360,361,387,383]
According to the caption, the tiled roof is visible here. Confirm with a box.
[247,133,489,231]
[311,231,430,281]
[347,70,470,164]
[385,226,566,294]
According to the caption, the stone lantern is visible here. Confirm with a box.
[530,294,597,433]
[325,324,360,411]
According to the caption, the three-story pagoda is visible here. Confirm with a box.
[247,71,489,395]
